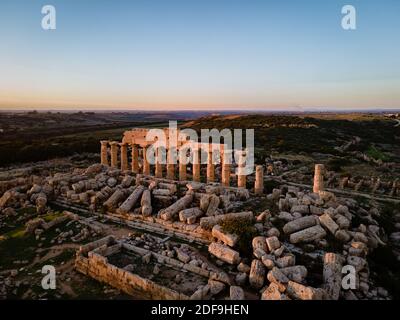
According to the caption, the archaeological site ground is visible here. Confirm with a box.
[0,111,399,301]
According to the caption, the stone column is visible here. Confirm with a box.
[254,165,264,195]
[237,150,246,188]
[207,146,215,183]
[119,142,128,171]
[313,164,325,193]
[192,147,201,182]
[100,140,109,166]
[155,147,163,178]
[110,141,119,168]
[142,146,150,175]
[131,144,139,173]
[179,148,187,181]
[237,169,246,188]
[221,149,231,187]
[167,148,175,180]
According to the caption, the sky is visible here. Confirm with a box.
[0,0,399,111]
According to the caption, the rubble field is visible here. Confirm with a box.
[1,157,400,300]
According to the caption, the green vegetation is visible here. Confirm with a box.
[0,111,170,166]
[220,217,257,257]
[185,114,400,168]
[366,145,390,161]
[0,228,36,269]
[3,226,26,239]
[41,211,64,222]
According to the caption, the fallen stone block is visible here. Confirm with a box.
[141,189,152,217]
[119,185,145,213]
[200,211,253,230]
[323,253,343,300]
[286,281,326,300]
[275,255,295,268]
[252,236,267,252]
[261,255,275,270]
[160,193,194,221]
[335,214,351,229]
[319,213,339,235]
[280,266,308,283]
[249,259,265,289]
[103,189,126,210]
[283,216,318,234]
[212,225,238,247]
[261,283,290,300]
[266,236,281,251]
[230,286,245,300]
[206,194,220,216]
[208,279,225,296]
[267,267,289,292]
[335,229,351,243]
[289,225,326,244]
[208,242,241,265]
[179,207,203,224]
[290,205,309,214]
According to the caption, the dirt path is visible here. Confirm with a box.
[271,177,400,203]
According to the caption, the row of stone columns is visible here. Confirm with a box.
[100,141,265,193]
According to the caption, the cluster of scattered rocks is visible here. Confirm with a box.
[205,185,392,300]
[125,233,219,275]
[0,159,398,300]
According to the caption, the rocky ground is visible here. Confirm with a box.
[0,157,399,300]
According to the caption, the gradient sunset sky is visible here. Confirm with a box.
[1,0,399,110]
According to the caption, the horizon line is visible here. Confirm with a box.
[1,107,399,114]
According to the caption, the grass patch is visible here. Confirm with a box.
[3,226,26,239]
[41,211,63,222]
[0,231,36,269]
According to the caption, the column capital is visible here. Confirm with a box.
[100,140,109,145]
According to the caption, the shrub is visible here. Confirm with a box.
[366,145,390,161]
[220,217,257,257]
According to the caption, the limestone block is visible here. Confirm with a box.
[230,286,244,300]
[286,281,326,300]
[323,253,343,300]
[252,236,267,252]
[289,225,326,244]
[119,185,145,213]
[249,259,265,289]
[208,242,240,265]
[261,283,290,300]
[266,236,281,252]
[319,213,339,235]
[212,224,238,247]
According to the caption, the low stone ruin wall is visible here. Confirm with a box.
[75,236,190,299]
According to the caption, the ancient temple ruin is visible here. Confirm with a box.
[1,127,395,300]
[99,128,264,191]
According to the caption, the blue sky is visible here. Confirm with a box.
[0,0,399,110]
